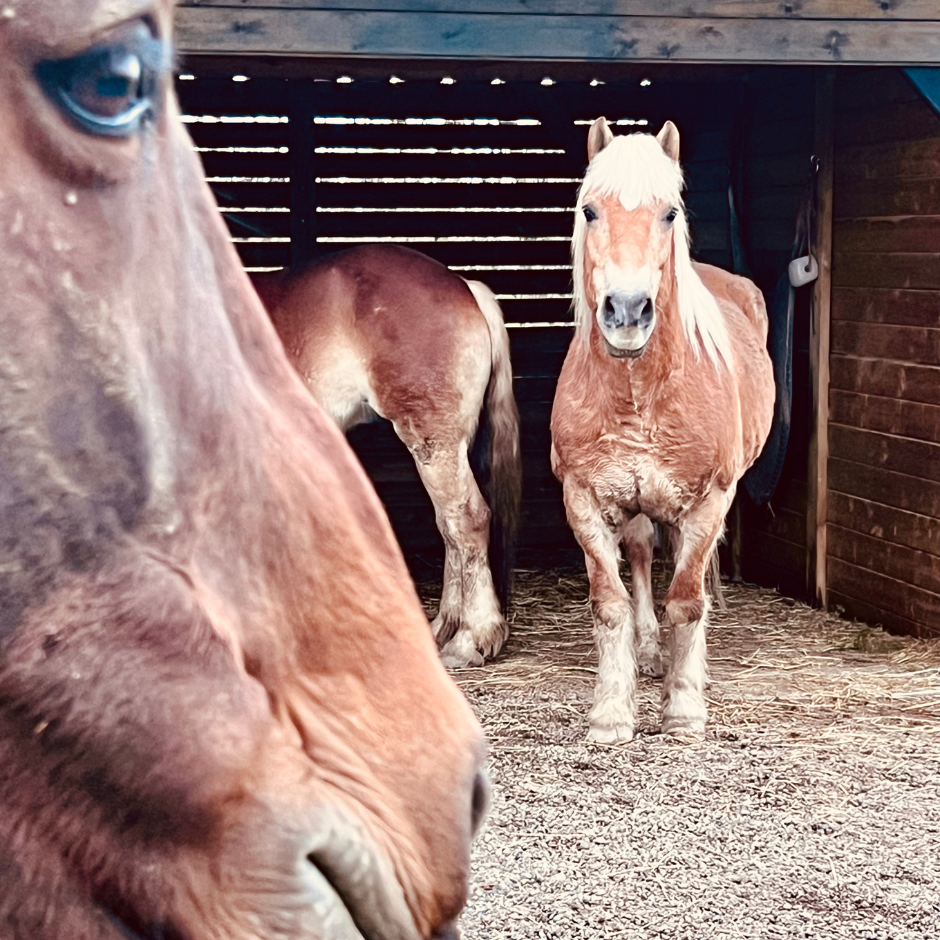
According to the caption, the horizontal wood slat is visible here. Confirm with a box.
[829,424,940,484]
[828,456,940,518]
[830,354,940,406]
[828,557,940,633]
[830,389,940,444]
[828,490,940,558]
[179,1,940,21]
[175,8,940,64]
[832,287,940,327]
[832,252,940,290]
[831,320,940,366]
[833,218,940,255]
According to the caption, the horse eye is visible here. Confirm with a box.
[583,206,597,223]
[664,208,678,224]
[37,24,165,138]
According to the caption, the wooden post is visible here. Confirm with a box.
[807,70,834,608]
[288,79,317,267]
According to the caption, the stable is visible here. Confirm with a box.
[174,1,940,638]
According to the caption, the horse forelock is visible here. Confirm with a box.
[571,133,732,369]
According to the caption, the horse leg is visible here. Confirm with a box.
[564,480,636,743]
[661,489,733,738]
[622,514,663,678]
[411,440,507,669]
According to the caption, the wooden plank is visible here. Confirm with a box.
[833,218,940,255]
[829,525,940,591]
[831,320,940,366]
[830,354,940,406]
[828,490,940,557]
[829,389,940,443]
[179,1,940,20]
[835,100,940,147]
[832,287,940,327]
[828,557,940,630]
[830,423,940,483]
[808,69,833,608]
[832,252,940,290]
[834,177,940,218]
[174,9,940,65]
[828,456,940,517]
[827,589,934,638]
[833,137,940,183]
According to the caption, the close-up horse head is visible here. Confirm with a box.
[574,117,721,362]
[0,3,485,939]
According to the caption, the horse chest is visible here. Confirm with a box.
[585,422,714,523]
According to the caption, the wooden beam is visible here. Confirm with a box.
[174,8,940,64]
[179,0,940,21]
[807,69,834,608]
[288,79,317,265]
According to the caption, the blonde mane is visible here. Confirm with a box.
[571,132,731,367]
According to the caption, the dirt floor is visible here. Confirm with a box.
[419,567,940,940]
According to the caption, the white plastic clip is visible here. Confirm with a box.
[788,255,818,288]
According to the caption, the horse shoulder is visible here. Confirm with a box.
[691,262,768,345]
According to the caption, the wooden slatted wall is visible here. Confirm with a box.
[176,62,740,566]
[827,68,940,638]
[737,68,816,600]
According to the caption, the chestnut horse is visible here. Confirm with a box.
[551,120,774,743]
[0,4,486,939]
[254,246,521,669]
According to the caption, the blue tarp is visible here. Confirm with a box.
[905,68,940,117]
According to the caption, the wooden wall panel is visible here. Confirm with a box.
[829,67,940,637]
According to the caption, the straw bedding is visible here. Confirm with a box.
[417,567,940,940]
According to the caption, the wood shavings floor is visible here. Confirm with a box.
[418,567,940,940]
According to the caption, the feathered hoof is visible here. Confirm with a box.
[475,616,510,661]
[661,714,706,741]
[586,722,634,745]
[439,630,485,669]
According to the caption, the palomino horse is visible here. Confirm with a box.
[551,119,774,743]
[0,4,486,938]
[254,246,521,669]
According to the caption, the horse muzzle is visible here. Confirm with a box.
[597,290,655,358]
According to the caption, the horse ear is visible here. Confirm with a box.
[587,117,614,161]
[656,121,680,161]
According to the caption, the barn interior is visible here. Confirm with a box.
[172,55,940,639]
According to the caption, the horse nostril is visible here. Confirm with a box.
[470,771,491,836]
[639,298,654,327]
[602,294,619,328]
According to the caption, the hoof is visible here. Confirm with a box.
[475,617,509,661]
[439,631,485,669]
[586,723,634,745]
[661,714,706,740]
[637,648,664,679]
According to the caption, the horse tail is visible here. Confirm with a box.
[464,279,522,615]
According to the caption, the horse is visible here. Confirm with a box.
[253,246,521,669]
[0,4,487,938]
[550,119,774,743]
